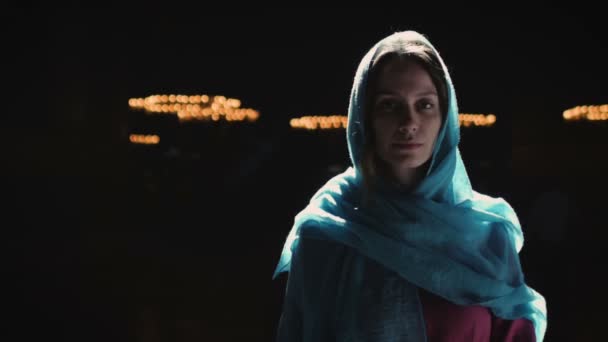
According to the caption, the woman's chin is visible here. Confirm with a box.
[388,157,425,171]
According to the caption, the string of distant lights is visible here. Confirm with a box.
[129,95,608,132]
[128,94,260,122]
[289,114,497,130]
[290,115,348,130]
[129,134,160,145]
[458,113,496,127]
[563,104,608,121]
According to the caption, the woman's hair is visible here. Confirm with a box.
[360,40,449,200]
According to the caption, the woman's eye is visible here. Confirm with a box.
[377,100,399,112]
[418,101,435,111]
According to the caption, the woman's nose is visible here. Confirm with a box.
[397,112,418,133]
[398,124,417,133]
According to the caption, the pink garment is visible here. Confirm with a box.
[419,289,536,342]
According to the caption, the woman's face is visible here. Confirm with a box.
[370,59,443,186]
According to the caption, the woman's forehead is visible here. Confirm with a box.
[374,61,436,94]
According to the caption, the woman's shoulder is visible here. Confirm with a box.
[287,236,359,310]
[292,236,353,269]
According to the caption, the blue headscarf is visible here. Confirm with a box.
[274,31,547,341]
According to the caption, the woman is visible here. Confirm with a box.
[273,30,547,341]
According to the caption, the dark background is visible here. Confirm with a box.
[6,5,607,341]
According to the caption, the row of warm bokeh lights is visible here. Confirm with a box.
[129,134,160,145]
[289,113,497,130]
[290,116,349,130]
[563,104,608,121]
[128,94,259,122]
[458,113,496,127]
[128,95,606,144]
[286,105,608,129]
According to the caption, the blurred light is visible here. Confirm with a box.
[129,134,160,145]
[289,113,496,129]
[563,104,608,122]
[290,115,348,130]
[458,113,496,127]
[127,93,260,123]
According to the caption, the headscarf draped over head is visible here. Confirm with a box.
[274,31,547,341]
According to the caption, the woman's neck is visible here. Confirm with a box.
[391,168,424,191]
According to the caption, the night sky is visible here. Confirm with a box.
[7,6,608,341]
